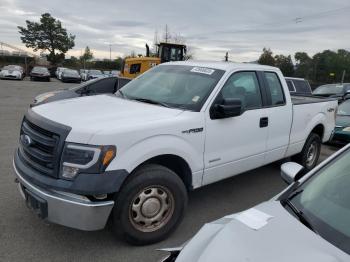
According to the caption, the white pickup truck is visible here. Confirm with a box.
[13,61,337,245]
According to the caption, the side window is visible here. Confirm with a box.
[88,78,117,94]
[129,64,141,74]
[220,71,262,110]
[265,72,285,106]
[286,80,295,92]
[294,80,311,94]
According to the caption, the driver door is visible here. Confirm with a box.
[203,71,269,185]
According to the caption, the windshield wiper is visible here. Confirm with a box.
[132,98,172,108]
[117,89,125,98]
[282,199,317,233]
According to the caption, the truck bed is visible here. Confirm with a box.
[291,95,337,105]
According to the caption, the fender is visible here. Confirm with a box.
[286,112,326,157]
[106,134,204,185]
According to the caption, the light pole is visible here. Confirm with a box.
[109,44,112,61]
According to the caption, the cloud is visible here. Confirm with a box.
[0,0,349,61]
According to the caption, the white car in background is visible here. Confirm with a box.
[55,67,67,80]
[0,65,24,80]
[80,69,88,81]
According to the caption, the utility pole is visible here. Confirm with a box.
[341,70,346,84]
[164,24,170,43]
[109,44,112,61]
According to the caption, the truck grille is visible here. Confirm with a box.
[18,118,60,178]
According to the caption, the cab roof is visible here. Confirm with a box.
[164,60,278,72]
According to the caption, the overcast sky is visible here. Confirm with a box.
[0,0,349,61]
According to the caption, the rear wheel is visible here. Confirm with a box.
[293,133,321,172]
[112,164,187,245]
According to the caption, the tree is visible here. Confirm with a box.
[275,54,294,76]
[294,52,313,79]
[79,46,93,68]
[257,48,275,66]
[80,46,93,61]
[18,13,75,65]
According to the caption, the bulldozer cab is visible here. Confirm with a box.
[157,42,186,63]
[120,42,186,80]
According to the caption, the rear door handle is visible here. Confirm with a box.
[260,117,268,128]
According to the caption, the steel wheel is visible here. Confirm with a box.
[129,185,175,233]
[306,141,319,168]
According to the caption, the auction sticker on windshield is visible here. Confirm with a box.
[190,67,215,75]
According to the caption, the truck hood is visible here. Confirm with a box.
[174,201,347,262]
[32,94,183,142]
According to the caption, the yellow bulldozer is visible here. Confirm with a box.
[119,42,187,80]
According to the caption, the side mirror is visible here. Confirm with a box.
[212,98,242,119]
[280,162,304,185]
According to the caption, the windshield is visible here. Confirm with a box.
[3,65,20,70]
[313,84,344,95]
[32,67,48,73]
[337,100,350,116]
[89,70,102,75]
[64,69,79,75]
[288,149,350,254]
[119,65,224,111]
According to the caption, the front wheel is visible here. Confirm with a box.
[293,133,321,172]
[112,164,187,245]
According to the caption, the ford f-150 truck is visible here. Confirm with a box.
[13,61,337,245]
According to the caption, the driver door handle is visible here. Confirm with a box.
[260,117,268,128]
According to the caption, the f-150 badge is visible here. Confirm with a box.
[182,127,204,134]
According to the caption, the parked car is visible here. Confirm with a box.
[30,66,50,81]
[55,67,67,80]
[80,69,88,81]
[0,65,24,80]
[86,69,104,80]
[32,77,119,106]
[110,70,120,77]
[103,70,111,76]
[313,83,350,102]
[13,61,337,245]
[285,77,312,95]
[160,144,350,262]
[61,69,81,83]
[331,98,350,144]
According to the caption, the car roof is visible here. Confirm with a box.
[285,77,306,81]
[165,60,278,72]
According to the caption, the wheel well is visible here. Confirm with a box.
[138,154,193,190]
[311,124,324,140]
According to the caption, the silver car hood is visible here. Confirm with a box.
[175,201,348,262]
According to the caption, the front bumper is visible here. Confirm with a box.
[0,75,21,79]
[13,160,114,231]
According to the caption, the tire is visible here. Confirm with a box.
[112,164,188,245]
[292,133,321,172]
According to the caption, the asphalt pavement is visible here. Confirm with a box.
[0,78,340,262]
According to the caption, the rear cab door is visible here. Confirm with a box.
[260,70,293,164]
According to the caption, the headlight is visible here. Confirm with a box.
[343,127,350,132]
[61,143,116,179]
